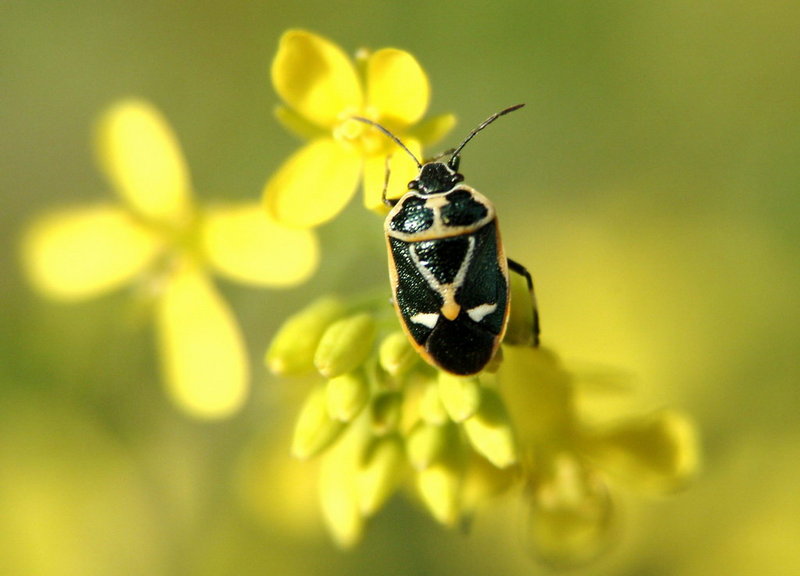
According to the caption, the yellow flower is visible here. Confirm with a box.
[263,29,456,227]
[21,99,319,419]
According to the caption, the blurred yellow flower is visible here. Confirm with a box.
[21,99,319,419]
[263,29,456,227]
[501,346,699,566]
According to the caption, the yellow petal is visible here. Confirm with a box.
[95,100,192,224]
[583,410,700,494]
[263,139,362,228]
[362,139,422,212]
[366,49,429,125]
[156,263,248,419]
[21,205,159,301]
[272,30,362,128]
[201,203,319,287]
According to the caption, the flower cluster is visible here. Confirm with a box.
[266,285,698,562]
[21,99,319,419]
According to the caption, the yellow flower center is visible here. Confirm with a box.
[125,207,206,297]
[333,115,397,158]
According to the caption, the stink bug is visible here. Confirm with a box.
[354,104,540,375]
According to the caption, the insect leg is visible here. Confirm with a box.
[508,258,540,347]
[381,155,400,207]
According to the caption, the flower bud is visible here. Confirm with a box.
[357,434,405,515]
[291,384,346,460]
[378,330,418,376]
[370,392,402,435]
[319,439,364,548]
[463,388,518,468]
[326,371,370,422]
[314,313,376,378]
[406,420,459,470]
[460,451,517,514]
[416,452,463,526]
[419,377,449,424]
[438,372,482,422]
[266,297,345,376]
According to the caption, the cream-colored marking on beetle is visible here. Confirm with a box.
[408,235,476,321]
[466,303,497,323]
[409,312,440,329]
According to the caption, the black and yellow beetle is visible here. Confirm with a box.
[355,105,540,375]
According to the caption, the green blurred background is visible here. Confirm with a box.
[2,1,799,574]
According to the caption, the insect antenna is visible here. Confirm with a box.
[351,117,422,168]
[449,103,525,164]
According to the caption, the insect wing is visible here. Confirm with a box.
[387,220,509,375]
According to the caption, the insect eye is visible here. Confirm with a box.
[452,173,464,184]
[449,155,461,172]
[408,180,419,190]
